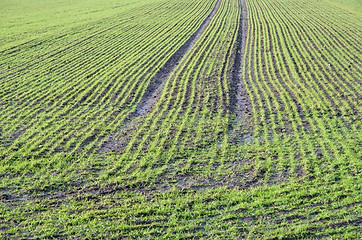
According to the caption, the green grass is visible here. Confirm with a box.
[1,0,361,238]
[0,0,155,51]
[324,0,362,15]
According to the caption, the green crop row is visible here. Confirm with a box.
[0,0,218,164]
[243,0,360,178]
[0,0,361,238]
[103,0,242,184]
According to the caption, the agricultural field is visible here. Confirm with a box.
[0,0,361,238]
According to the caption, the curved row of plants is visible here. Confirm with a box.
[0,0,218,164]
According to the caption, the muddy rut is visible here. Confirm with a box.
[100,0,222,153]
[135,0,222,116]
[234,0,251,121]
[101,0,252,153]
[229,0,254,144]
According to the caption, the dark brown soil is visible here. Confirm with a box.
[228,0,254,144]
[234,0,252,121]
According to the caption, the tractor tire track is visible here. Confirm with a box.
[135,0,222,116]
[99,0,221,154]
[228,0,254,144]
[233,0,252,122]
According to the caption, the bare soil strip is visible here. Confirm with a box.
[135,0,222,116]
[229,0,254,143]
[99,0,221,154]
[233,0,251,121]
